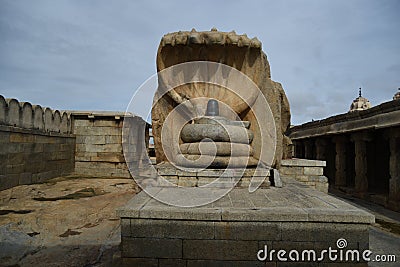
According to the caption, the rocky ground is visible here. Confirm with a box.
[0,176,399,266]
[0,175,139,267]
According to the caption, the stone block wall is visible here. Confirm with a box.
[156,163,271,188]
[71,112,149,179]
[280,158,328,193]
[120,218,369,266]
[0,95,75,190]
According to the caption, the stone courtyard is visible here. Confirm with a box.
[0,176,399,266]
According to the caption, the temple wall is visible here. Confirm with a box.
[289,99,400,211]
[0,95,150,190]
[0,95,75,190]
[71,112,149,179]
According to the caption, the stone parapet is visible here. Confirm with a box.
[0,95,72,134]
[0,95,75,190]
[281,159,328,193]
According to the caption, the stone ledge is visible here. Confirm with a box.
[0,125,75,138]
[289,99,400,139]
[281,159,326,167]
[117,182,374,224]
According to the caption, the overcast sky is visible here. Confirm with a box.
[0,0,399,125]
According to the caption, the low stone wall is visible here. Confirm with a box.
[156,163,270,188]
[71,111,149,178]
[0,95,75,190]
[280,158,328,193]
[121,220,369,266]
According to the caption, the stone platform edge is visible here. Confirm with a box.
[117,190,374,224]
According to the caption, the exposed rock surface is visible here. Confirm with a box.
[0,175,139,267]
[152,29,291,168]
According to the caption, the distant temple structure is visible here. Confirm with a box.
[290,88,400,211]
[349,88,371,112]
[394,88,400,100]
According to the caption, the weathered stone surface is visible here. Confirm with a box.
[0,224,38,266]
[1,97,72,133]
[152,30,291,168]
[0,176,140,267]
[281,159,326,167]
[71,115,149,179]
[118,180,374,223]
[180,142,253,156]
[181,123,254,144]
[183,240,258,260]
[175,154,259,168]
[280,222,369,242]
[194,116,250,128]
[214,221,281,241]
[159,259,186,267]
[0,126,75,190]
[280,159,328,192]
[303,166,324,175]
[119,178,376,265]
[187,260,265,267]
[123,237,182,258]
[272,168,283,188]
[121,258,158,267]
[177,176,197,187]
[129,219,214,239]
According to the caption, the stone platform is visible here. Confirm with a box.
[118,179,374,266]
[156,163,271,188]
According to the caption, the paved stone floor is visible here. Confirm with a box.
[332,193,400,267]
[0,176,399,266]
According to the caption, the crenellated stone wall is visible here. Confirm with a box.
[0,96,73,133]
[0,95,75,190]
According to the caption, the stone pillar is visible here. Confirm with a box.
[297,141,305,158]
[388,128,400,205]
[351,132,371,195]
[293,140,303,158]
[315,138,328,160]
[333,136,348,187]
[292,140,298,158]
[304,139,314,160]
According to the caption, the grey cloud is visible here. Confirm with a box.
[0,0,399,125]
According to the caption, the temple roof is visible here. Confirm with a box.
[349,88,371,112]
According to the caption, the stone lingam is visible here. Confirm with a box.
[178,99,258,168]
[150,28,293,188]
